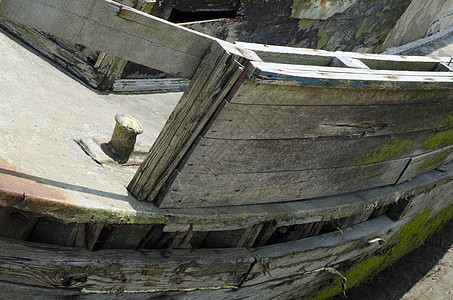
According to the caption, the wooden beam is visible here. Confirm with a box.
[128,40,259,202]
[0,0,217,78]
[331,56,370,69]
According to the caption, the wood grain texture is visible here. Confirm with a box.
[0,237,254,292]
[159,159,409,208]
[128,41,258,203]
[183,127,453,174]
[229,80,453,106]
[204,101,453,139]
[0,0,215,77]
[0,207,37,240]
[397,145,453,184]
[0,20,101,88]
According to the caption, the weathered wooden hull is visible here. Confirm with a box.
[0,164,452,299]
[0,0,453,298]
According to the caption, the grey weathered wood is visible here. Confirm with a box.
[0,237,254,292]
[128,41,259,202]
[28,219,79,246]
[0,20,101,88]
[182,128,453,174]
[229,80,453,106]
[204,101,453,139]
[65,223,86,247]
[159,159,409,208]
[113,78,190,93]
[237,223,264,248]
[101,224,152,249]
[253,222,277,247]
[95,53,128,91]
[331,56,370,69]
[0,207,37,240]
[202,229,245,248]
[85,223,104,250]
[236,41,452,71]
[397,145,453,184]
[0,0,216,78]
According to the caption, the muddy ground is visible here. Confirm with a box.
[334,218,453,300]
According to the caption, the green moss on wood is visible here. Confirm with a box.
[424,128,453,150]
[317,29,329,49]
[313,204,453,299]
[420,149,452,170]
[355,18,368,39]
[357,138,417,165]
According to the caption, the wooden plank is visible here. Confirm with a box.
[202,229,245,248]
[0,237,255,292]
[100,224,152,249]
[158,158,409,208]
[0,0,216,78]
[251,61,453,90]
[331,56,370,69]
[128,41,259,202]
[95,53,128,91]
[28,219,80,246]
[113,78,190,93]
[204,101,453,139]
[436,62,453,72]
[397,145,453,184]
[229,80,453,106]
[0,20,101,88]
[0,207,37,240]
[236,41,452,71]
[237,223,264,248]
[85,223,104,250]
[183,128,453,174]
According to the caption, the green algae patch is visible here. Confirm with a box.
[313,204,453,300]
[355,18,368,39]
[420,149,453,170]
[357,138,417,166]
[317,29,329,49]
[424,128,453,150]
[298,19,314,31]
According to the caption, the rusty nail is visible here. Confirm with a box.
[106,114,143,163]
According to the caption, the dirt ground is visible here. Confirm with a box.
[334,218,453,300]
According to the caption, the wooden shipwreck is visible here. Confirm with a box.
[0,0,453,298]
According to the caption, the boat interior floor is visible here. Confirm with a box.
[0,28,182,218]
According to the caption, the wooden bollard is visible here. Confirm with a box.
[105,114,143,163]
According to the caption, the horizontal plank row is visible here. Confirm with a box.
[186,127,453,174]
[159,159,409,208]
[229,80,453,106]
[204,101,453,139]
